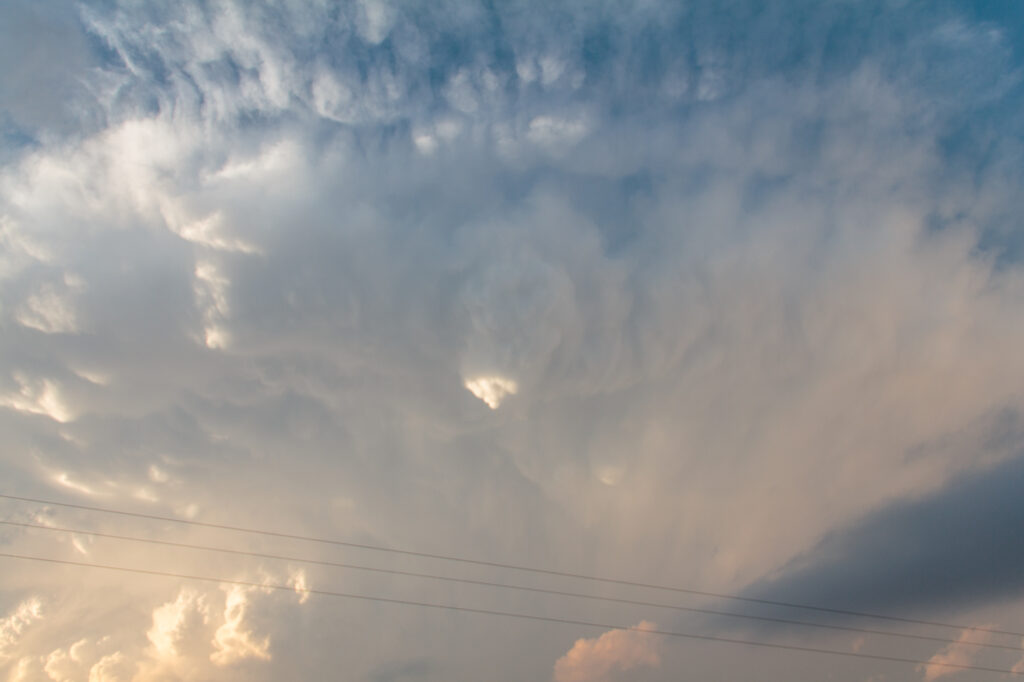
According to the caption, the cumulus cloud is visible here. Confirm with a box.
[88,652,133,682]
[0,599,43,662]
[0,570,308,682]
[147,589,210,662]
[916,627,993,681]
[210,585,272,666]
[553,622,661,682]
[34,636,135,682]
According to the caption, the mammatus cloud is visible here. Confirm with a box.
[553,622,661,682]
[1,1,1024,681]
[0,376,75,423]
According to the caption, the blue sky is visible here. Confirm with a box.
[2,2,1024,681]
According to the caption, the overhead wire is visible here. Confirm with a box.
[1,551,1021,677]
[2,492,1021,639]
[2,518,1015,652]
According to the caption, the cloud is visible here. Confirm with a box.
[917,627,994,681]
[147,589,210,662]
[88,652,133,682]
[33,636,135,682]
[210,585,272,666]
[463,375,518,409]
[15,277,82,334]
[0,572,308,682]
[140,577,307,676]
[1,1,1024,681]
[743,446,1024,619]
[0,375,75,423]
[0,599,43,662]
[553,622,661,682]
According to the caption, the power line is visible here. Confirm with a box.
[2,492,1020,638]
[4,518,1015,652]
[0,551,1020,677]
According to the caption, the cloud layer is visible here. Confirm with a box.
[2,1,1024,681]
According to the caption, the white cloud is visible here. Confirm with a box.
[444,69,480,114]
[1,375,74,423]
[147,589,210,662]
[88,652,132,682]
[210,586,271,666]
[0,598,43,661]
[193,259,232,349]
[463,374,518,409]
[53,472,97,496]
[527,115,591,150]
[288,569,311,605]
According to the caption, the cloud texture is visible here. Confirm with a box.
[1,1,1024,681]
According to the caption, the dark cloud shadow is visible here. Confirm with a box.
[745,442,1024,620]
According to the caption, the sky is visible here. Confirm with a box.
[2,1,1024,681]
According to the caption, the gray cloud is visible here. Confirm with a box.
[747,420,1024,618]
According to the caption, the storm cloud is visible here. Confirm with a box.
[749,440,1024,619]
[2,2,1024,681]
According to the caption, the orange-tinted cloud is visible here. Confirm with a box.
[553,621,661,682]
[917,627,992,681]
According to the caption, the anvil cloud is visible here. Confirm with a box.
[2,1,1024,681]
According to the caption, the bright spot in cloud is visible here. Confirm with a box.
[412,133,438,155]
[53,472,96,496]
[171,212,259,254]
[1,375,74,422]
[463,375,518,409]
